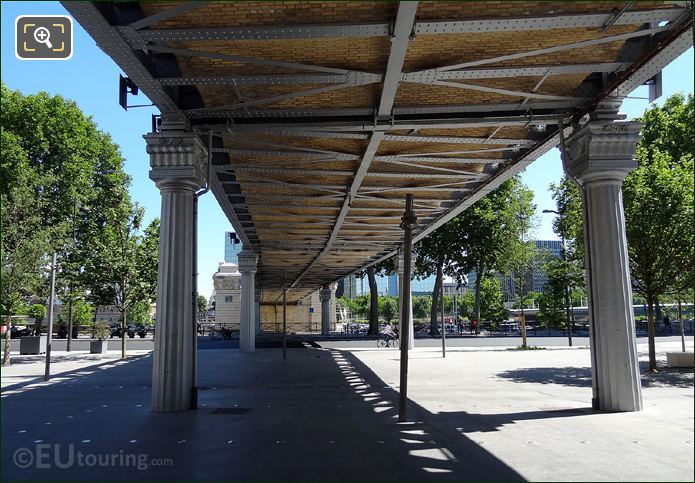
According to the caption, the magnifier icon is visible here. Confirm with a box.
[33,27,53,49]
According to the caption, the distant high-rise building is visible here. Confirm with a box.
[224,232,241,264]
[531,240,563,293]
[387,274,398,296]
[336,275,358,299]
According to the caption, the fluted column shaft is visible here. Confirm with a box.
[238,248,258,352]
[146,116,206,412]
[398,250,415,349]
[320,283,336,336]
[565,120,643,412]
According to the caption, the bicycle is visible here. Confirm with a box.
[376,335,399,348]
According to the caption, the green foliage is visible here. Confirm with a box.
[129,300,152,326]
[412,296,431,319]
[478,277,507,321]
[638,93,694,167]
[338,295,370,319]
[72,300,94,327]
[624,148,694,302]
[549,177,584,261]
[379,296,399,323]
[197,295,208,314]
[91,320,111,341]
[537,258,568,329]
[27,304,46,321]
[1,82,141,362]
[1,127,51,364]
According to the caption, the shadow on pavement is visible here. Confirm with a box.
[2,346,528,482]
[496,363,694,389]
[496,366,593,387]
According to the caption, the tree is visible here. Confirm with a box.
[538,259,570,329]
[2,83,136,359]
[624,149,693,371]
[478,277,507,322]
[415,226,457,335]
[84,203,159,358]
[361,257,396,335]
[197,295,208,314]
[380,296,399,324]
[1,129,50,366]
[451,177,535,324]
[412,296,431,320]
[28,304,47,335]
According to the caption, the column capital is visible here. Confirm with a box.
[564,121,643,186]
[319,286,333,302]
[145,121,207,190]
[237,248,258,274]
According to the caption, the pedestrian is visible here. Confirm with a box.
[664,315,672,333]
[471,318,478,336]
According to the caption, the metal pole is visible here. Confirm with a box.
[398,194,417,422]
[44,252,57,381]
[282,271,287,360]
[441,277,446,358]
[678,299,685,352]
[562,234,573,347]
[67,197,77,352]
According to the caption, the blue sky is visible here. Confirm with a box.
[2,1,693,297]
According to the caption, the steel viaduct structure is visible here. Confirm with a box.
[62,1,693,413]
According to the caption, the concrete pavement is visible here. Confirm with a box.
[1,340,692,481]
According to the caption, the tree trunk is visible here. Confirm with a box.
[474,266,483,329]
[429,259,443,335]
[33,316,43,336]
[646,297,657,372]
[3,312,12,366]
[121,309,127,359]
[520,305,527,349]
[367,267,379,335]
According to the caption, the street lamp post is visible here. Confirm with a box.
[542,209,573,347]
[45,252,58,381]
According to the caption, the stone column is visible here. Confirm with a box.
[255,288,262,336]
[320,283,337,336]
[564,120,643,412]
[238,248,258,352]
[398,250,415,349]
[146,114,206,412]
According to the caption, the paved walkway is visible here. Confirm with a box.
[1,341,692,481]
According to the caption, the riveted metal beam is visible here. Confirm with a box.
[138,23,390,41]
[429,80,588,102]
[382,134,533,145]
[402,62,630,83]
[413,8,685,35]
[416,25,669,74]
[145,44,356,75]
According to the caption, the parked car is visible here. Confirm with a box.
[110,323,135,338]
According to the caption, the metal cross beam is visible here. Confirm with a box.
[382,134,533,145]
[128,7,685,40]
[402,62,631,82]
[283,0,435,288]
[128,2,209,30]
